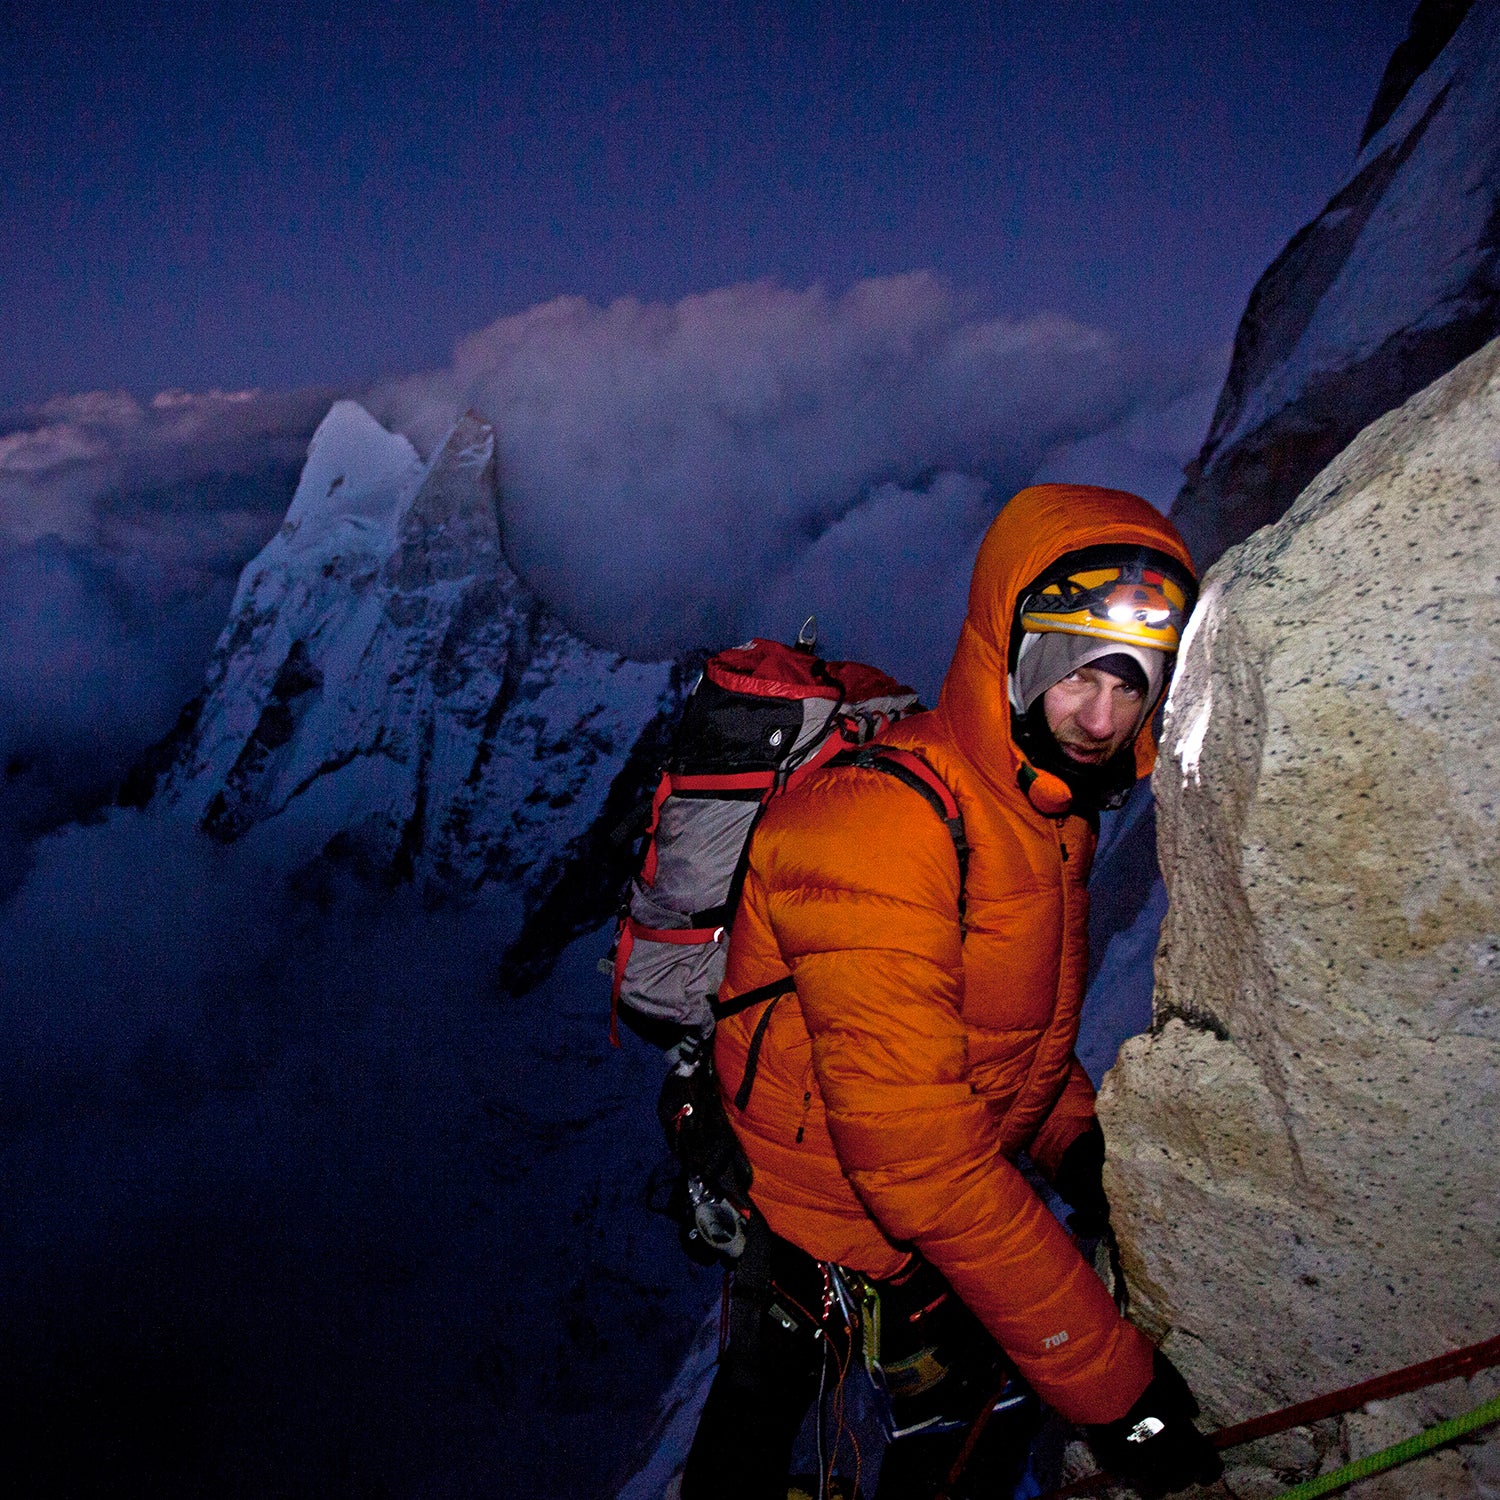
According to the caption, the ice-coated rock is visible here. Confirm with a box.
[133,398,678,912]
[1102,337,1500,1495]
[1170,0,1500,569]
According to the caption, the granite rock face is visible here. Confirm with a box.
[1080,0,1500,1089]
[1101,338,1500,1494]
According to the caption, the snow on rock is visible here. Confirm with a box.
[1102,337,1500,1496]
[130,399,677,919]
[1170,0,1500,568]
[612,1310,721,1500]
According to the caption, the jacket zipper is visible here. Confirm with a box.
[794,1086,813,1144]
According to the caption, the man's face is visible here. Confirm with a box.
[1041,665,1145,766]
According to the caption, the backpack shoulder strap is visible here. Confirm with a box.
[828,745,969,921]
[713,744,970,1117]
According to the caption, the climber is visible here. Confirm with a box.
[680,485,1224,1500]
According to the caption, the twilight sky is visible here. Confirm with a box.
[2,0,1416,410]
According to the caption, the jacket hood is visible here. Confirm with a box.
[936,484,1196,813]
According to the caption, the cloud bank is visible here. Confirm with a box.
[0,385,332,548]
[1,274,1215,869]
[369,272,1205,667]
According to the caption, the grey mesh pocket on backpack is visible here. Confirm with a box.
[650,797,759,909]
[617,924,728,1032]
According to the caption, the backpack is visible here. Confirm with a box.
[609,627,970,1267]
[608,630,920,1047]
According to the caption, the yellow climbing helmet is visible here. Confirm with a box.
[1018,550,1192,654]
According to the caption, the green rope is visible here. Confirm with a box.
[1273,1391,1500,1500]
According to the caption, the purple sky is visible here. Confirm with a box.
[1,0,1415,409]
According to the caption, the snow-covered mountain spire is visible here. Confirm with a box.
[132,400,677,910]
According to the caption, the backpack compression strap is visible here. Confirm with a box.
[714,745,968,1111]
[709,975,799,1112]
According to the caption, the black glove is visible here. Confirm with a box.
[1052,1120,1111,1238]
[1086,1350,1224,1498]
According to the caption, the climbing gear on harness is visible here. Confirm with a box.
[786,1479,859,1500]
[654,1031,754,1263]
[827,1258,1031,1445]
[680,1220,862,1500]
[1038,1330,1500,1500]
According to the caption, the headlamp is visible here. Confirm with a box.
[1018,560,1189,654]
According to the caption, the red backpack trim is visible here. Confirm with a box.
[637,770,777,886]
[609,643,920,1048]
[609,918,729,1046]
[705,639,844,700]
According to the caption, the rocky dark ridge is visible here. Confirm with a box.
[1361,0,1476,147]
[1170,0,1500,569]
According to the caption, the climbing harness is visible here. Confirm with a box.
[1036,1331,1500,1499]
[825,1261,1028,1445]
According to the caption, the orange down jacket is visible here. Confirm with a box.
[713,484,1196,1425]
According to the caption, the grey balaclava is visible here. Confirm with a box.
[1008,631,1168,723]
